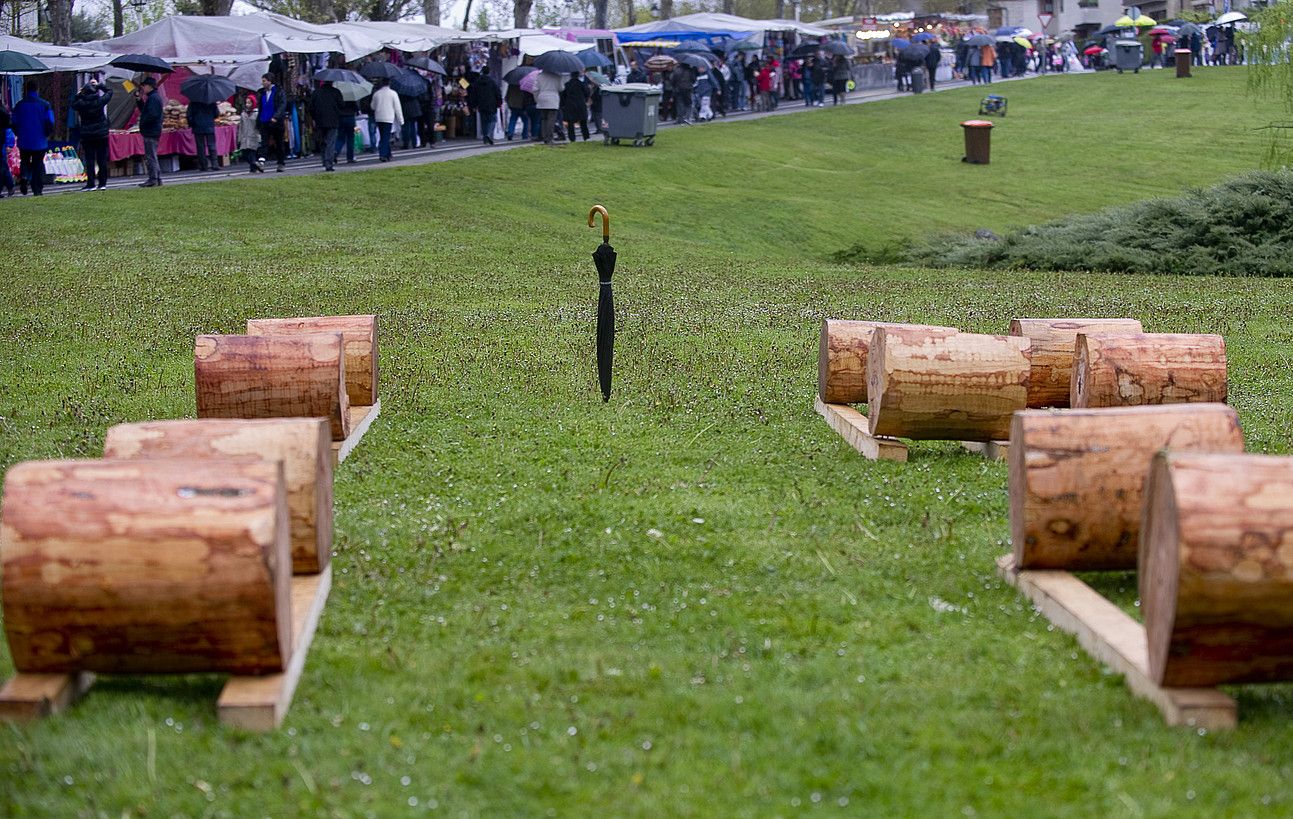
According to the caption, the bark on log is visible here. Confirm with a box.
[0,459,292,675]
[104,418,333,574]
[246,315,378,407]
[1141,452,1293,687]
[1009,404,1243,570]
[817,320,956,404]
[1008,318,1144,408]
[867,328,1031,442]
[195,333,350,441]
[1071,333,1227,409]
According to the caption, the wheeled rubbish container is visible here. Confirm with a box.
[1113,39,1144,73]
[600,83,662,147]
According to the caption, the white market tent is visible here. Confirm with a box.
[87,14,383,63]
[324,20,466,52]
[616,12,830,41]
[0,33,114,72]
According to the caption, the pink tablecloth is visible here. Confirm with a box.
[109,125,238,162]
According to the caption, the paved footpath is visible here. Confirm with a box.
[40,70,1058,197]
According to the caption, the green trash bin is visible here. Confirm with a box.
[600,83,662,147]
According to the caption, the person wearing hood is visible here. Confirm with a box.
[12,81,54,196]
[560,71,588,141]
[468,66,502,145]
[72,78,113,190]
[0,103,14,197]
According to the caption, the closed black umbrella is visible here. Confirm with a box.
[503,65,538,84]
[533,49,585,74]
[360,61,402,80]
[588,205,616,402]
[180,74,236,104]
[110,53,173,73]
[407,56,447,74]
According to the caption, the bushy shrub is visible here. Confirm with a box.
[901,170,1293,277]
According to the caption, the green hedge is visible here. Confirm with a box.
[900,170,1293,277]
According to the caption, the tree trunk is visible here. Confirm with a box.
[1008,318,1143,408]
[195,334,350,441]
[0,459,292,675]
[1009,403,1243,571]
[592,0,609,28]
[423,0,440,24]
[722,0,733,13]
[1142,452,1293,687]
[104,418,334,575]
[513,0,532,27]
[774,0,784,19]
[867,328,1030,441]
[246,315,378,407]
[199,0,235,14]
[112,0,124,37]
[659,0,672,19]
[626,0,636,26]
[1071,333,1227,409]
[818,320,956,405]
[45,0,73,45]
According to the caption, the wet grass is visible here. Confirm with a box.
[2,67,1293,816]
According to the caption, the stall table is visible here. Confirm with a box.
[109,125,238,175]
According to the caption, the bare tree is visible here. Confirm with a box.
[658,0,670,18]
[112,0,124,35]
[199,0,235,12]
[512,0,530,26]
[423,0,439,23]
[44,0,73,44]
[591,0,607,27]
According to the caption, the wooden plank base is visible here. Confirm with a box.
[814,397,908,462]
[333,399,381,465]
[218,565,333,731]
[996,555,1237,729]
[0,570,331,731]
[0,672,95,723]
[960,440,1010,460]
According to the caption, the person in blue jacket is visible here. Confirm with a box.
[0,104,16,197]
[11,82,54,196]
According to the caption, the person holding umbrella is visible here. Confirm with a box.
[560,71,588,141]
[186,95,219,172]
[11,81,53,196]
[309,79,343,171]
[924,41,942,91]
[256,73,288,172]
[369,77,402,161]
[134,77,164,188]
[468,65,502,145]
[534,69,563,145]
[71,78,112,191]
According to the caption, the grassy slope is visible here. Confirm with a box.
[2,67,1292,817]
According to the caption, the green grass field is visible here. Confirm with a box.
[3,67,1292,817]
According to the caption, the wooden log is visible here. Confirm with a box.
[1010,404,1243,571]
[1070,333,1227,409]
[867,327,1031,442]
[104,418,333,574]
[817,320,957,404]
[1141,452,1293,687]
[0,459,292,676]
[247,315,378,407]
[195,333,351,441]
[1008,318,1144,408]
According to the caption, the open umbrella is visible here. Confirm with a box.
[360,61,402,80]
[1093,24,1123,36]
[727,40,761,52]
[1083,45,1105,55]
[912,32,938,42]
[588,205,616,402]
[791,43,822,58]
[180,74,236,104]
[822,41,853,56]
[891,37,911,49]
[315,68,366,84]
[1216,10,1246,24]
[965,33,995,47]
[518,69,541,94]
[675,53,712,69]
[673,41,713,54]
[901,43,930,62]
[578,49,613,68]
[390,67,428,97]
[1114,15,1136,26]
[1176,22,1204,37]
[333,80,373,102]
[1012,36,1033,48]
[0,50,49,74]
[1133,14,1156,26]
[111,53,173,73]
[645,54,677,71]
[407,56,447,74]
[504,65,538,84]
[585,70,612,86]
[534,49,585,74]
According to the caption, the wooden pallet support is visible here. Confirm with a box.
[996,554,1237,729]
[959,440,1010,460]
[814,397,907,462]
[0,672,95,722]
[334,400,381,464]
[218,565,333,731]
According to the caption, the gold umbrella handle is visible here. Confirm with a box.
[588,205,610,242]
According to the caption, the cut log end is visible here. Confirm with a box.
[1141,454,1181,686]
